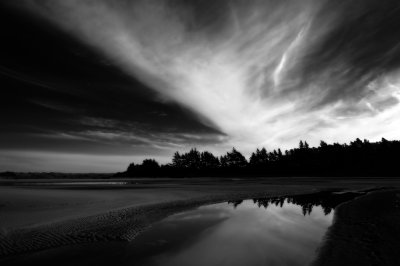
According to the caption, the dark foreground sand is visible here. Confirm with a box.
[312,189,400,266]
[1,177,400,264]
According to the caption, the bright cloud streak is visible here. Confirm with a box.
[21,0,400,154]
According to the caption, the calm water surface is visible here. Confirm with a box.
[3,191,363,266]
[130,198,334,266]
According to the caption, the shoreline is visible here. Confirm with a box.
[312,189,400,266]
[1,178,399,261]
[0,189,311,258]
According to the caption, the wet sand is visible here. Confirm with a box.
[312,188,400,266]
[1,177,400,262]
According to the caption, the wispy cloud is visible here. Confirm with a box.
[20,0,400,154]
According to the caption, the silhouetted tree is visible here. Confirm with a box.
[299,140,305,149]
[126,162,136,174]
[249,148,269,166]
[304,141,309,149]
[200,151,220,169]
[277,148,283,158]
[320,140,328,148]
[182,148,201,169]
[350,138,363,148]
[141,159,160,170]
[172,152,183,168]
[221,148,247,168]
[269,150,278,162]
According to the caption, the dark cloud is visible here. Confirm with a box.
[0,3,224,168]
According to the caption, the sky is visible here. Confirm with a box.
[1,0,400,172]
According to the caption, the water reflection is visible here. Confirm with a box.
[128,191,361,266]
[230,190,365,216]
[1,191,362,266]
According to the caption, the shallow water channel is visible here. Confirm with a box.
[3,191,363,266]
[128,191,362,266]
[132,200,331,266]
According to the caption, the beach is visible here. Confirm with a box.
[1,177,400,263]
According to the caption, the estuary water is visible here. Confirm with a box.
[2,191,363,266]
[129,195,336,266]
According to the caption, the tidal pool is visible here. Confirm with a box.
[2,191,363,266]
[125,191,364,266]
[129,198,333,266]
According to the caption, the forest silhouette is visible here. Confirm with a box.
[116,138,400,177]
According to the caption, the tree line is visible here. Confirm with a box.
[115,138,400,177]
